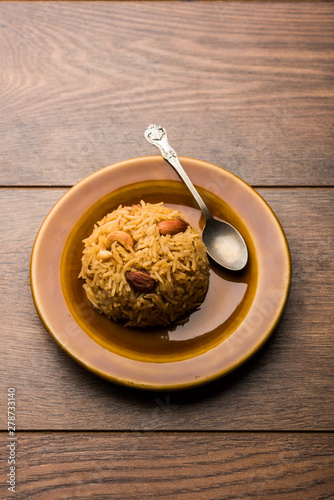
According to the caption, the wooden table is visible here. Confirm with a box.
[1,2,333,498]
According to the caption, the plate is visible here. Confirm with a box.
[31,156,291,390]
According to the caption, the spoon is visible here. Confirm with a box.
[144,124,248,271]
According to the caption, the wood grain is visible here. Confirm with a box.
[0,187,333,431]
[1,431,333,499]
[1,3,333,497]
[0,2,333,187]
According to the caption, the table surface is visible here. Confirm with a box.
[1,2,333,499]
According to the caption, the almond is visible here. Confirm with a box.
[125,270,157,293]
[106,230,134,249]
[157,218,188,236]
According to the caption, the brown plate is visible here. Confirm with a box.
[31,156,291,390]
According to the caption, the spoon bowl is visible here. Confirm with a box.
[202,217,248,271]
[145,124,248,271]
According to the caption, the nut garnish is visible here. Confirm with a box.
[106,230,134,249]
[125,270,157,293]
[157,218,188,235]
[97,250,112,261]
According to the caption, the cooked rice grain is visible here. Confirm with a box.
[79,201,210,327]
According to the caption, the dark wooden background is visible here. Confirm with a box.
[0,2,333,499]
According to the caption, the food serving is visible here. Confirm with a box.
[79,201,210,327]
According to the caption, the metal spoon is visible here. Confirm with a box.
[144,124,248,271]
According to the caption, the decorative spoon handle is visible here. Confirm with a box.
[144,124,212,220]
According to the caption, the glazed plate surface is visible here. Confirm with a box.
[31,156,291,390]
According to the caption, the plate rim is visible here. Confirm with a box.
[30,155,291,390]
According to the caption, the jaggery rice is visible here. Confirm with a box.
[79,201,210,327]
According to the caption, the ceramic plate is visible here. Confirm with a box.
[31,156,291,390]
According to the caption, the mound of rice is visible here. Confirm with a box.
[79,201,210,327]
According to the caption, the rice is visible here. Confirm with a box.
[79,201,210,327]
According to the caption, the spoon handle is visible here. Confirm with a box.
[144,124,212,221]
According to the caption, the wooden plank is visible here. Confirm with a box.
[0,3,333,186]
[0,431,333,499]
[0,187,333,430]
